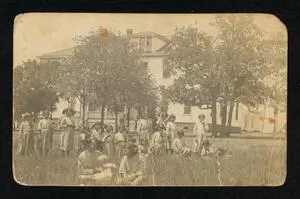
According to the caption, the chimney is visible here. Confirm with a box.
[127,29,133,37]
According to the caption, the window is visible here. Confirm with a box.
[139,37,145,48]
[235,103,239,120]
[184,105,191,115]
[162,59,171,79]
[88,102,96,111]
[146,37,152,52]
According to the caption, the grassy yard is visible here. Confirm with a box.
[13,135,286,186]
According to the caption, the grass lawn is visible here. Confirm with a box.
[13,135,286,186]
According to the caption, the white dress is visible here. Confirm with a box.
[166,122,177,150]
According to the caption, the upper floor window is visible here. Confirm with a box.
[184,105,191,115]
[88,101,96,111]
[146,37,152,52]
[162,59,171,79]
[139,37,152,52]
[235,103,239,120]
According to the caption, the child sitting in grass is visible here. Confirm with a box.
[172,129,192,157]
[116,142,147,185]
[201,139,232,157]
[200,139,215,156]
[78,139,117,185]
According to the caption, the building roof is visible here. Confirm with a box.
[38,48,74,59]
[37,31,171,59]
[131,31,171,43]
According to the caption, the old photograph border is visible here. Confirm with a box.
[1,0,300,198]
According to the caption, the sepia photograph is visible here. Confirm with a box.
[13,13,287,186]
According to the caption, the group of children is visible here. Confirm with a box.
[16,109,229,185]
[76,112,224,185]
[78,122,147,185]
[16,111,53,156]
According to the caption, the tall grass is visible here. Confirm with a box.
[13,136,286,186]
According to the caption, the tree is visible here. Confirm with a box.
[211,15,270,136]
[164,15,273,137]
[13,60,59,120]
[56,29,158,128]
[164,26,220,136]
[264,32,287,134]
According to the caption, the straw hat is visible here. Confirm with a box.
[38,111,45,118]
[22,113,31,119]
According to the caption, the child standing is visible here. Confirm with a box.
[17,113,34,156]
[149,124,166,156]
[37,111,53,155]
[193,114,209,154]
[114,125,126,161]
[166,114,177,154]
[90,122,104,152]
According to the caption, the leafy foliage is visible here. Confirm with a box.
[55,29,158,117]
[13,60,59,119]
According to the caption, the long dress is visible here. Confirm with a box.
[137,119,148,144]
[166,121,177,150]
[193,121,208,153]
[114,132,125,160]
[146,118,153,141]
[17,121,34,156]
[60,116,75,154]
[37,118,52,155]
[149,131,166,156]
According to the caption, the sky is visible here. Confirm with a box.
[14,13,286,67]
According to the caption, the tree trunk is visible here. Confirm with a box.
[226,101,235,137]
[273,107,278,136]
[220,102,228,136]
[261,106,266,132]
[100,103,105,124]
[81,93,85,128]
[127,107,131,129]
[211,90,217,137]
[115,108,118,131]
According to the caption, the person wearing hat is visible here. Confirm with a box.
[165,114,177,154]
[17,113,34,156]
[78,139,117,185]
[59,108,76,157]
[37,111,53,155]
[172,129,192,157]
[116,142,147,185]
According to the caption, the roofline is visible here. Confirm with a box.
[131,31,171,43]
[141,52,168,58]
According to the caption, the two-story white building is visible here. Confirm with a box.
[38,30,285,134]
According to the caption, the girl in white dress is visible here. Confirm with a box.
[60,108,76,157]
[149,124,166,156]
[166,114,177,154]
[193,114,209,154]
